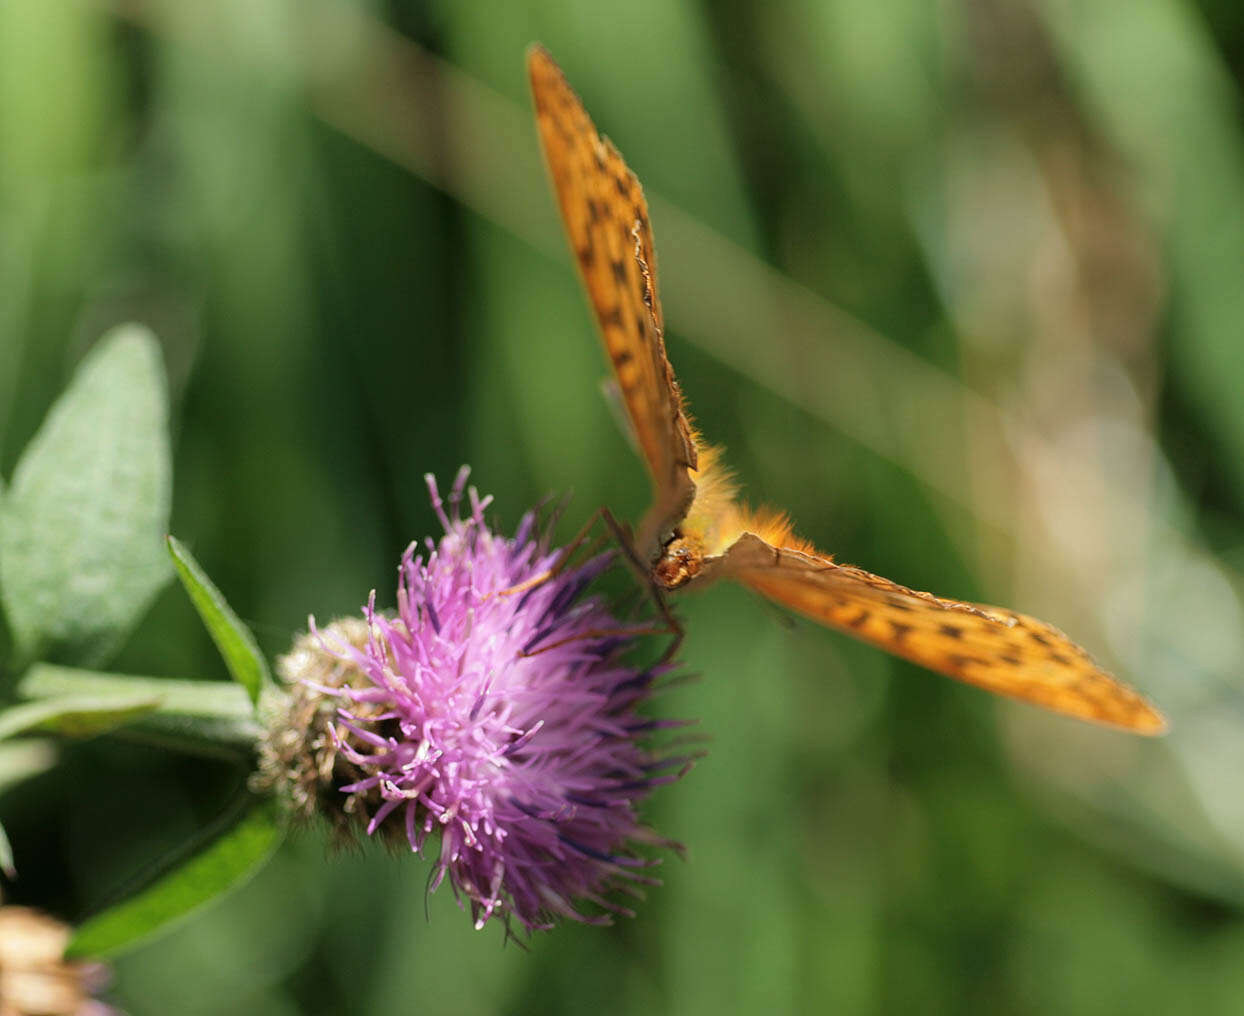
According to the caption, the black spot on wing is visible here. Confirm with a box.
[947,653,988,671]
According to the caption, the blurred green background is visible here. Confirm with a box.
[4,0,1244,1012]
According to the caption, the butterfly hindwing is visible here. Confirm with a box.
[707,533,1166,733]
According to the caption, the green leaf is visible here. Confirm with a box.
[0,693,161,741]
[66,798,283,960]
[0,324,172,667]
[166,536,271,705]
[17,665,262,755]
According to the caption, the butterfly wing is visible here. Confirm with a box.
[705,533,1166,734]
[528,46,697,556]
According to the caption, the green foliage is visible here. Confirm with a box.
[0,327,270,946]
[17,666,260,754]
[0,325,171,668]
[66,799,283,961]
[0,740,58,873]
[167,537,271,706]
[0,740,57,792]
[0,693,161,742]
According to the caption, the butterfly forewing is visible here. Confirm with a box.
[710,534,1166,733]
[528,46,696,553]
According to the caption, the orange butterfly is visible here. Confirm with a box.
[527,45,1165,735]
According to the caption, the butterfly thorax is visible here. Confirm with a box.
[651,446,808,589]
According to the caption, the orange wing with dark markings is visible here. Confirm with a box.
[528,45,696,555]
[528,45,1167,736]
[708,534,1167,734]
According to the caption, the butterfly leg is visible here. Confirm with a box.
[517,507,683,663]
[493,506,611,600]
[599,506,683,665]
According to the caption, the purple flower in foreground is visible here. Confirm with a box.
[310,469,689,931]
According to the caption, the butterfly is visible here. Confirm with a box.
[527,45,1166,735]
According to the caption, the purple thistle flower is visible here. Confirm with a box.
[313,468,689,932]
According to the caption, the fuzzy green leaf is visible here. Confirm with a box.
[166,536,271,705]
[0,693,162,741]
[17,665,262,755]
[0,325,172,667]
[66,799,283,960]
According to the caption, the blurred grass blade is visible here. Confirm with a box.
[0,740,57,790]
[0,693,161,741]
[0,741,54,885]
[167,536,271,706]
[66,799,283,960]
[0,325,172,668]
[0,821,12,879]
[0,740,59,886]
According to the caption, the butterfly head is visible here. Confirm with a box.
[653,535,702,590]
